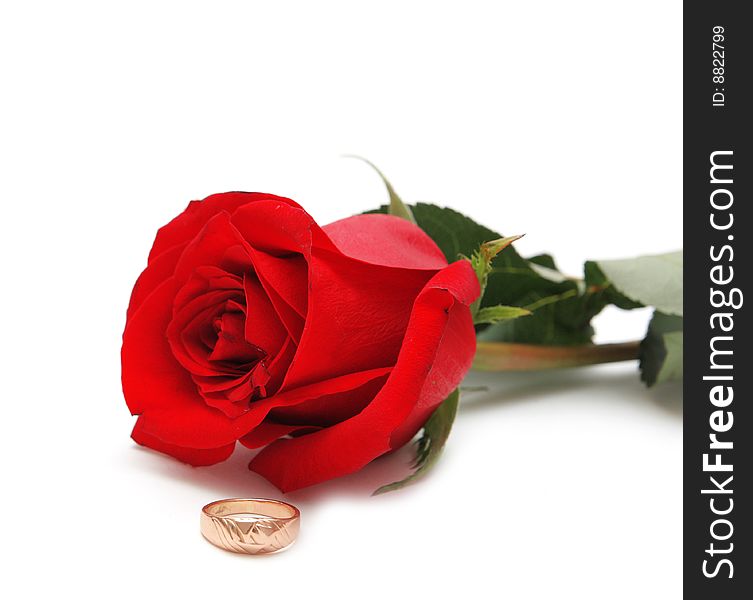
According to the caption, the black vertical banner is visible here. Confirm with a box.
[684,3,751,597]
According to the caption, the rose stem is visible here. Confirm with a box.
[472,340,641,371]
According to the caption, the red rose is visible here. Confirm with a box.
[122,192,479,491]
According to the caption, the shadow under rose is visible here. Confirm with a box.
[128,432,419,503]
[126,363,681,503]
[460,364,683,419]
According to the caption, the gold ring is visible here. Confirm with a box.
[200,498,300,554]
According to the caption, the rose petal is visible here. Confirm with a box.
[250,275,305,343]
[173,265,243,312]
[270,371,387,427]
[167,289,242,377]
[238,422,320,449]
[127,243,186,318]
[229,199,337,256]
[243,274,288,356]
[172,212,252,284]
[123,273,256,432]
[281,249,434,389]
[323,213,447,269]
[248,260,479,492]
[135,366,393,449]
[148,192,301,263]
[231,203,318,342]
[210,309,259,364]
[231,200,446,389]
[258,336,296,396]
[132,418,235,466]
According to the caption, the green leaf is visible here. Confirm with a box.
[474,305,531,325]
[367,202,607,345]
[479,265,609,345]
[374,388,460,495]
[347,156,416,224]
[591,251,683,316]
[528,254,558,270]
[529,255,577,285]
[640,311,684,386]
[584,261,644,311]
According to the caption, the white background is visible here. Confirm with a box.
[0,2,682,599]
